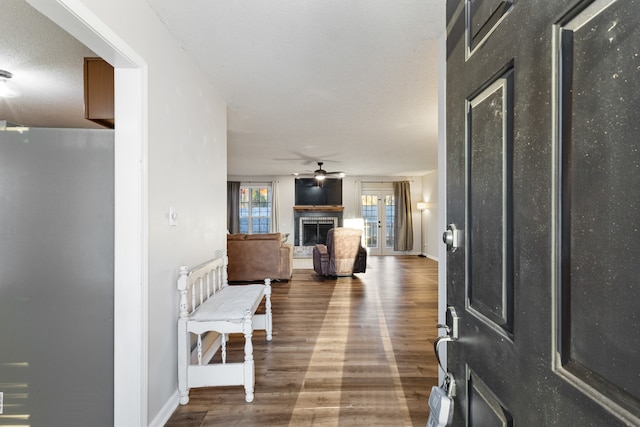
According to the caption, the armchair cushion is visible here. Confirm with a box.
[313,243,330,276]
[312,227,367,277]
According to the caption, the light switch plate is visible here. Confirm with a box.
[168,206,177,226]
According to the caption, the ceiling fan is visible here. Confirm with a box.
[311,162,345,180]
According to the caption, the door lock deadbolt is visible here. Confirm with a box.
[442,223,463,252]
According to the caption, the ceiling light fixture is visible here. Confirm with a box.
[313,161,344,180]
[0,70,20,98]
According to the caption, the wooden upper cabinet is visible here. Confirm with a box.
[84,57,114,129]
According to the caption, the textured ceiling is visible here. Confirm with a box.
[149,0,445,177]
[0,0,101,129]
[1,0,445,177]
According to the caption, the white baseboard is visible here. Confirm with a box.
[148,389,179,427]
[427,254,439,262]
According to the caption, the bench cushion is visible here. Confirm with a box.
[190,284,265,323]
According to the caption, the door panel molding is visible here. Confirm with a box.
[554,0,640,422]
[466,0,513,58]
[466,69,515,337]
[467,365,514,426]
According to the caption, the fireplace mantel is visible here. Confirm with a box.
[293,205,344,212]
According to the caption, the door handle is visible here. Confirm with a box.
[434,306,460,393]
[439,306,459,340]
[442,223,463,252]
[435,307,459,375]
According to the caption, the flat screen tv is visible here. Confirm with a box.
[295,178,342,206]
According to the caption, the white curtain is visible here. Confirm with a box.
[354,179,362,218]
[271,180,280,232]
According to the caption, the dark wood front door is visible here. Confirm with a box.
[444,0,640,424]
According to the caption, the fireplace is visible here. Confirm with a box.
[299,217,339,246]
[293,206,344,246]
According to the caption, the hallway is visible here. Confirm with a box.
[166,255,439,426]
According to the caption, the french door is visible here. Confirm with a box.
[444,0,640,425]
[361,190,396,256]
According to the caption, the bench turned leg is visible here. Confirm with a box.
[177,318,190,405]
[242,309,255,403]
[221,333,227,364]
[265,279,273,341]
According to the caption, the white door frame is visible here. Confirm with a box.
[437,31,448,386]
[25,1,149,425]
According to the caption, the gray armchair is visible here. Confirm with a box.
[313,227,367,277]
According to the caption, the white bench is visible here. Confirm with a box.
[177,252,272,404]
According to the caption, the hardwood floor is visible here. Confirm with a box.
[166,255,439,426]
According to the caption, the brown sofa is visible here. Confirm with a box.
[226,233,293,282]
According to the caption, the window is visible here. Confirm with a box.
[384,195,396,247]
[239,184,272,234]
[361,185,396,255]
[361,194,379,247]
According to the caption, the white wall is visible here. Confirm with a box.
[421,171,440,260]
[32,0,229,424]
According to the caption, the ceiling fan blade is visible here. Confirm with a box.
[302,161,346,179]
